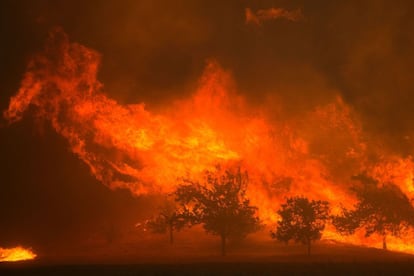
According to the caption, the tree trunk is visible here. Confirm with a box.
[221,234,226,256]
[169,224,173,244]
[382,234,387,250]
[307,238,311,256]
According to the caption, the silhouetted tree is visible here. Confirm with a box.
[146,198,194,244]
[271,196,330,256]
[332,174,414,250]
[175,167,261,256]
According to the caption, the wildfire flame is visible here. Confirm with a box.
[0,246,36,262]
[4,29,414,254]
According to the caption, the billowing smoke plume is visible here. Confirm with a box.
[245,7,303,25]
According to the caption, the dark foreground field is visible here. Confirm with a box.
[1,262,414,276]
[2,241,414,275]
[2,260,414,275]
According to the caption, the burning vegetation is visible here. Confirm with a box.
[0,247,36,262]
[3,25,414,260]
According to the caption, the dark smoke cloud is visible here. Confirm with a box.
[307,0,414,154]
[245,7,303,25]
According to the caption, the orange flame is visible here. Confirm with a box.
[4,29,414,254]
[0,246,36,262]
[3,30,355,213]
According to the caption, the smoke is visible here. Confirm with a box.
[307,0,414,154]
[245,7,303,25]
[2,0,414,144]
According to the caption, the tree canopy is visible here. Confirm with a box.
[146,197,194,244]
[332,174,414,250]
[175,167,262,256]
[272,196,330,256]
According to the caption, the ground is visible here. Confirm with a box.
[2,238,414,275]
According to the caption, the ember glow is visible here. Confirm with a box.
[3,4,414,258]
[0,247,36,262]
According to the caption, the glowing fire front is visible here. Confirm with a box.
[0,247,36,262]
[3,29,360,203]
[5,29,414,254]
